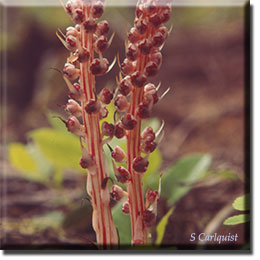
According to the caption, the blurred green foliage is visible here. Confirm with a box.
[8,105,236,246]
[8,114,84,186]
[4,211,66,239]
[8,108,215,246]
[156,207,174,245]
[224,194,250,226]
[233,194,250,211]
[161,154,211,205]
[112,202,131,246]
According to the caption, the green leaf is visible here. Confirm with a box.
[53,168,64,185]
[8,143,37,173]
[142,148,162,190]
[100,102,116,126]
[161,154,212,205]
[27,143,53,178]
[112,202,131,246]
[28,128,83,173]
[8,143,46,182]
[219,170,238,180]
[232,194,250,211]
[156,207,174,245]
[46,110,68,133]
[223,214,250,225]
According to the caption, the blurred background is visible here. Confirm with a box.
[0,1,249,250]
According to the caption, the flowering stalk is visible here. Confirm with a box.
[59,0,118,247]
[115,0,172,245]
[58,0,171,247]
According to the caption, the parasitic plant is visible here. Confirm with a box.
[115,0,171,245]
[58,0,118,247]
[57,0,171,248]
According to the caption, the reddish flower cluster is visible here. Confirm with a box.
[112,0,171,244]
[58,0,171,247]
[61,1,116,133]
[59,0,119,247]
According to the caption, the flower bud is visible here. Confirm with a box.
[75,24,81,31]
[138,39,153,55]
[158,26,169,40]
[145,1,157,13]
[63,63,80,81]
[90,58,109,76]
[130,71,147,88]
[115,94,129,112]
[122,201,130,214]
[143,209,156,228]
[121,58,135,76]
[66,26,78,37]
[65,99,82,117]
[80,154,96,169]
[128,27,140,44]
[111,185,125,201]
[135,5,144,18]
[121,113,137,130]
[126,44,139,61]
[99,105,108,119]
[66,35,78,51]
[66,115,83,136]
[91,1,104,18]
[141,126,155,142]
[151,31,165,47]
[102,121,115,137]
[144,61,159,77]
[99,87,113,104]
[94,35,108,53]
[85,99,101,114]
[135,18,148,34]
[144,86,159,105]
[72,8,85,24]
[159,5,171,24]
[96,20,109,35]
[116,166,131,183]
[119,76,132,96]
[65,1,73,15]
[145,189,158,204]
[83,19,97,33]
[150,51,162,68]
[68,82,83,101]
[136,102,151,119]
[112,146,126,163]
[114,122,126,139]
[149,13,162,27]
[142,140,157,153]
[133,156,149,173]
[78,47,90,63]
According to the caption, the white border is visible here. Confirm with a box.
[0,0,256,258]
[0,0,248,7]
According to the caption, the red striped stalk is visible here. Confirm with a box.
[59,0,118,248]
[117,0,172,245]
